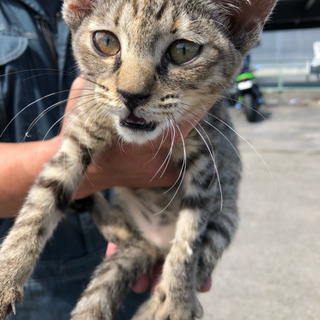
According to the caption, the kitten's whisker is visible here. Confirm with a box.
[37,112,71,171]
[203,118,241,161]
[162,121,187,195]
[118,137,127,155]
[58,96,100,136]
[157,120,181,192]
[0,89,79,139]
[145,122,169,166]
[192,121,217,188]
[29,103,70,141]
[41,115,66,143]
[39,96,96,144]
[186,101,242,162]
[23,93,96,141]
[23,72,60,82]
[177,109,224,209]
[0,68,74,79]
[80,75,109,91]
[209,92,268,122]
[154,121,187,216]
[177,105,224,207]
[159,119,175,179]
[149,119,174,183]
[192,124,224,211]
[207,112,276,187]
[179,101,211,121]
[67,63,81,74]
[179,102,241,162]
[236,99,268,121]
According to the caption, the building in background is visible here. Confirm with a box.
[248,0,320,90]
[250,28,320,90]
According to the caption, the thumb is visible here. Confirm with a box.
[60,76,87,134]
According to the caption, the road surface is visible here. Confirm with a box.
[199,91,320,320]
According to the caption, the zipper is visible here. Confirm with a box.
[35,15,58,69]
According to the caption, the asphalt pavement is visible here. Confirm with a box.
[199,91,320,320]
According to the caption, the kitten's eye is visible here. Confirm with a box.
[92,31,120,56]
[167,40,201,65]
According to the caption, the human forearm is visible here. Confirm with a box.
[0,138,60,217]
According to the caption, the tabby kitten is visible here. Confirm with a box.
[0,0,277,319]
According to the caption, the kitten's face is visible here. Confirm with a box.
[65,0,273,144]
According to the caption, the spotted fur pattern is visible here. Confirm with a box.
[0,0,277,319]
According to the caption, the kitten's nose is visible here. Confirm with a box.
[117,89,151,111]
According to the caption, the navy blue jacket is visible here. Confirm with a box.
[0,0,72,142]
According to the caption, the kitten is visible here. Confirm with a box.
[0,0,277,319]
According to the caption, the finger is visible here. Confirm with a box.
[106,242,151,294]
[131,273,150,293]
[132,261,164,294]
[106,242,118,256]
[60,76,87,133]
[198,277,212,293]
[65,76,87,113]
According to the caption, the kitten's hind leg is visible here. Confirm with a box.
[70,193,159,320]
[70,239,158,320]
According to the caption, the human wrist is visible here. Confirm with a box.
[0,137,61,217]
[22,136,61,182]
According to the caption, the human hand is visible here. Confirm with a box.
[59,76,211,198]
[106,243,212,294]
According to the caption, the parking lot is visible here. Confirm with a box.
[199,91,320,320]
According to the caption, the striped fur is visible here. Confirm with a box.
[0,0,277,319]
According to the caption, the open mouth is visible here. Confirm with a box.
[120,113,157,131]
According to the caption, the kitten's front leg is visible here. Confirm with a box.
[0,119,108,319]
[135,207,205,320]
[71,193,159,320]
[0,151,69,319]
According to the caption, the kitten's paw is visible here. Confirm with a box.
[133,284,203,320]
[0,285,23,319]
[153,286,203,320]
[70,294,112,320]
[70,305,111,320]
[132,298,158,320]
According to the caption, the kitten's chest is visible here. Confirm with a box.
[114,187,182,253]
[112,131,217,252]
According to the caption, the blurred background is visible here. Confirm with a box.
[251,0,320,91]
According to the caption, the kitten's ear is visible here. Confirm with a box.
[63,0,97,30]
[226,0,277,54]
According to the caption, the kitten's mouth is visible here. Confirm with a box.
[120,113,157,131]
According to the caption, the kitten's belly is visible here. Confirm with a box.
[131,209,176,252]
[118,188,178,252]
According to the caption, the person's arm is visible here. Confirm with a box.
[0,138,60,217]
